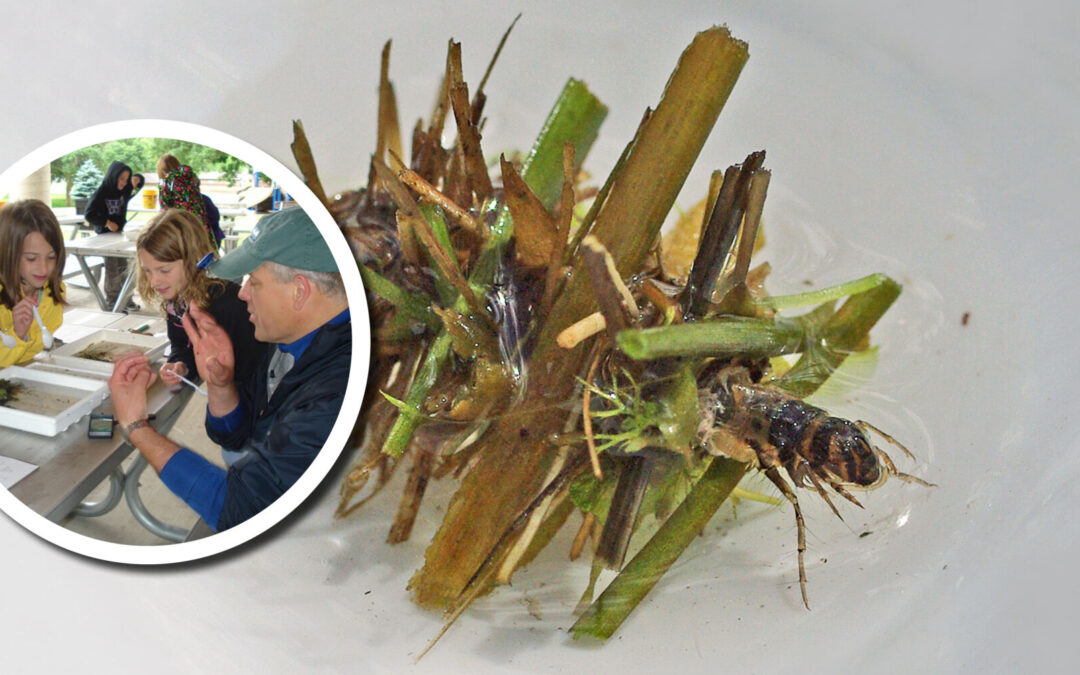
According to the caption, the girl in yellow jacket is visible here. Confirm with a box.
[0,199,67,367]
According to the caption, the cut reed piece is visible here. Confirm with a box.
[540,142,577,312]
[581,235,639,339]
[557,312,606,349]
[398,167,479,233]
[571,458,746,640]
[376,40,405,173]
[502,156,559,267]
[290,120,331,211]
[616,315,808,360]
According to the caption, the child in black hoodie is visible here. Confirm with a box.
[84,160,144,309]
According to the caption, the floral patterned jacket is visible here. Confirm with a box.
[160,165,216,249]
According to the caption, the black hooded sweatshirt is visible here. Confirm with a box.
[84,161,142,234]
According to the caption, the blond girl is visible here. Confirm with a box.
[135,209,266,386]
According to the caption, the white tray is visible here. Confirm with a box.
[0,365,109,437]
[47,328,168,375]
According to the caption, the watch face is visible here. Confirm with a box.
[87,415,114,439]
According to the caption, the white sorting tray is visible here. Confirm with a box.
[47,328,169,375]
[0,365,109,437]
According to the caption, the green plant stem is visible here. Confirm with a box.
[473,79,607,286]
[419,203,461,306]
[616,316,807,360]
[777,275,901,398]
[570,457,746,640]
[381,332,454,457]
[376,312,427,343]
[379,204,464,458]
[519,78,608,212]
[358,266,442,331]
[755,273,890,312]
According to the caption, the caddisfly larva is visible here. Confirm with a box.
[698,362,934,608]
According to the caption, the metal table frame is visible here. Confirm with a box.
[4,373,194,539]
[2,310,197,542]
[65,232,139,313]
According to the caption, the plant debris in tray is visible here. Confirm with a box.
[0,377,84,416]
[72,341,143,363]
[0,378,24,407]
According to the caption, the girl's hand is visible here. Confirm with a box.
[106,220,120,232]
[159,361,188,387]
[11,297,36,340]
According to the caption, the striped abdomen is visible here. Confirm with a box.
[705,379,882,488]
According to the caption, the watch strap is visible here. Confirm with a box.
[122,418,150,440]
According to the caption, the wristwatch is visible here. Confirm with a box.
[121,418,150,441]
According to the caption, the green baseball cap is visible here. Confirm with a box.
[209,207,338,280]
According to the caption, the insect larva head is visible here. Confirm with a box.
[814,418,881,487]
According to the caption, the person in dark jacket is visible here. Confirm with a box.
[84,160,144,309]
[201,193,225,247]
[108,207,350,532]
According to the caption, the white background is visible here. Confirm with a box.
[1,1,1077,673]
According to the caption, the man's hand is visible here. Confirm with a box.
[159,361,188,387]
[109,352,182,473]
[11,296,35,340]
[181,304,236,387]
[106,220,120,232]
[109,352,156,426]
[182,304,239,417]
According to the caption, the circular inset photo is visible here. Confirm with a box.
[0,120,369,564]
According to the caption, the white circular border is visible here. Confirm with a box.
[0,120,370,564]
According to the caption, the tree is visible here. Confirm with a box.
[51,138,253,204]
[51,146,108,206]
[71,159,104,199]
[145,138,248,184]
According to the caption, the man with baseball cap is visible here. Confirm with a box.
[109,206,351,533]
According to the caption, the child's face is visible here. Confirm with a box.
[117,171,130,191]
[19,231,57,291]
[138,250,187,301]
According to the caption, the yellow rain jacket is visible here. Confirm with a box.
[0,282,64,368]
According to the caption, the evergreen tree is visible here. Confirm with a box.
[71,159,104,199]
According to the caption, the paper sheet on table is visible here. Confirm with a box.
[0,455,37,489]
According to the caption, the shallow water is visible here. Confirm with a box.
[3,378,87,417]
[759,181,943,454]
[72,340,146,362]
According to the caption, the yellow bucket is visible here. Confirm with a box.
[142,189,157,209]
